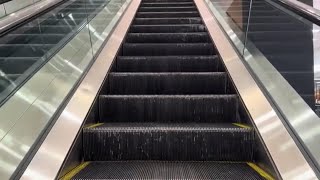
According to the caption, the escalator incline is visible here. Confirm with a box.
[65,0,273,179]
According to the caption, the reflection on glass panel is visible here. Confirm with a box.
[244,0,315,111]
[211,0,317,112]
[207,0,320,172]
[0,0,131,178]
[209,0,318,113]
[0,0,110,104]
[89,0,128,55]
[0,5,5,18]
[209,0,251,51]
[313,0,320,112]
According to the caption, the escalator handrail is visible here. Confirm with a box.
[0,0,12,4]
[273,0,320,25]
[0,0,65,36]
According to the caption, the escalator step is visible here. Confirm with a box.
[62,0,271,178]
[130,24,206,33]
[99,95,239,123]
[0,34,65,44]
[133,18,202,25]
[71,161,264,180]
[225,5,275,11]
[125,33,211,43]
[263,54,312,71]
[83,123,254,161]
[0,58,38,74]
[140,2,194,7]
[115,55,222,72]
[0,44,53,57]
[122,43,215,56]
[247,31,311,42]
[107,72,232,94]
[247,22,308,31]
[136,12,199,18]
[138,7,197,12]
[11,25,75,34]
[254,41,310,54]
[228,16,292,23]
[141,0,193,2]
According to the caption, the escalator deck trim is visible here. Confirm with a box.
[61,162,90,180]
[247,162,275,180]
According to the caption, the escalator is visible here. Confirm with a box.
[62,0,275,179]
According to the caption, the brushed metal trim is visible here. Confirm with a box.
[195,0,318,179]
[19,0,141,179]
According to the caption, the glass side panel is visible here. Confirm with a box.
[245,0,315,109]
[0,0,131,178]
[206,0,320,172]
[0,0,109,104]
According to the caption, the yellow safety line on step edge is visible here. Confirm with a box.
[247,162,275,180]
[232,123,251,128]
[61,162,90,180]
[85,123,104,129]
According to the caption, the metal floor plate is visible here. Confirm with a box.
[72,161,265,180]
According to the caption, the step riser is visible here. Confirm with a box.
[140,3,194,7]
[130,25,206,33]
[107,73,231,94]
[126,33,210,43]
[136,12,199,18]
[83,128,254,161]
[138,7,197,12]
[141,0,193,2]
[115,56,223,72]
[133,18,202,25]
[122,43,215,56]
[99,95,239,123]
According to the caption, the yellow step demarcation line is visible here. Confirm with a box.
[247,162,275,180]
[232,123,251,128]
[63,123,269,179]
[85,123,104,129]
[61,162,90,180]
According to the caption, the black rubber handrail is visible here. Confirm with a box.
[0,0,12,4]
[272,0,320,26]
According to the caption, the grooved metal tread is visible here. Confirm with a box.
[71,161,265,180]
[83,123,254,161]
